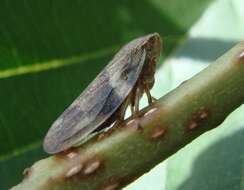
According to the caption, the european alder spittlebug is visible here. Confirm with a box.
[43,33,162,154]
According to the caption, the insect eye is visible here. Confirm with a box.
[148,36,156,44]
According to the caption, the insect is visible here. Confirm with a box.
[43,33,162,154]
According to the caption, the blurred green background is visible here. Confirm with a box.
[0,0,243,189]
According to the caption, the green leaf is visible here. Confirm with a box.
[0,0,213,189]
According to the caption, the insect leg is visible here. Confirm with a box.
[119,98,130,120]
[113,96,131,126]
[145,86,157,104]
[133,87,142,116]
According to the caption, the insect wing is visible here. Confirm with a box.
[44,47,146,154]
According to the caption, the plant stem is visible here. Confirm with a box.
[11,42,244,190]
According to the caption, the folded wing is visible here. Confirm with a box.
[44,45,146,154]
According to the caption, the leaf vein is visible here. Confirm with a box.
[0,45,118,79]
